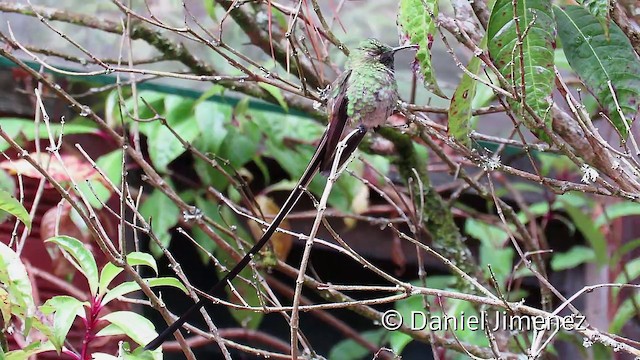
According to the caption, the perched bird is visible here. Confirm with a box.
[144,38,417,351]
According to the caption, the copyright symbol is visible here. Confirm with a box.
[381,310,402,330]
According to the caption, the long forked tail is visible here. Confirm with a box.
[144,135,327,351]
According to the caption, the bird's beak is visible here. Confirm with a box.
[389,44,419,54]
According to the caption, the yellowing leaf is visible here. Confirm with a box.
[248,195,293,261]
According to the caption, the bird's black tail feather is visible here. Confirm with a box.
[144,132,329,351]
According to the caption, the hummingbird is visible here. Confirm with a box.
[144,38,417,351]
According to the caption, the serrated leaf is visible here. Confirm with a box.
[550,246,595,271]
[398,0,445,97]
[46,236,99,295]
[40,296,85,351]
[0,188,31,230]
[555,5,640,137]
[100,311,157,346]
[101,277,187,305]
[488,0,555,141]
[449,35,488,146]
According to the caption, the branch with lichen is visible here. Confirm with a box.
[378,127,483,293]
[0,1,316,115]
[214,0,323,90]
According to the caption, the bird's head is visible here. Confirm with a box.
[349,38,418,69]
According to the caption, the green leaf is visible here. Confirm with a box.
[611,293,640,334]
[554,48,572,71]
[40,296,86,351]
[558,200,607,265]
[613,257,640,299]
[595,201,640,227]
[191,225,218,263]
[99,263,122,295]
[118,342,161,360]
[5,341,55,360]
[126,252,158,274]
[328,329,386,360]
[148,118,200,172]
[201,201,263,329]
[555,5,640,137]
[101,277,187,305]
[258,83,289,112]
[550,246,595,271]
[517,201,550,225]
[488,0,555,141]
[397,0,445,97]
[389,331,412,356]
[76,179,111,209]
[575,0,609,25]
[194,100,230,154]
[611,238,640,266]
[0,287,10,328]
[146,96,199,171]
[113,90,166,129]
[99,311,158,346]
[139,188,180,252]
[217,127,260,168]
[448,34,487,147]
[99,252,158,295]
[45,235,99,295]
[480,243,514,286]
[0,118,98,152]
[0,242,34,312]
[464,218,508,246]
[0,188,31,230]
[195,85,225,106]
[96,149,124,186]
[95,323,126,337]
[203,0,220,21]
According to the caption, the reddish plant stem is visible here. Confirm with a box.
[80,296,103,360]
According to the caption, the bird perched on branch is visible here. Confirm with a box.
[144,38,417,351]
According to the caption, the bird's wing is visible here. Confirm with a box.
[320,69,351,172]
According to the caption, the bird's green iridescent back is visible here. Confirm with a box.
[343,43,398,127]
